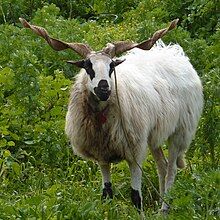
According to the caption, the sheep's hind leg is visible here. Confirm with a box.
[128,161,143,210]
[99,163,113,199]
[149,146,167,199]
[161,130,190,213]
[161,141,179,213]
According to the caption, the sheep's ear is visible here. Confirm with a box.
[67,60,85,68]
[114,59,125,66]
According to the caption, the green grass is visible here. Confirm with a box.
[0,156,219,219]
[0,1,219,219]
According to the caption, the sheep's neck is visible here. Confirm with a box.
[88,92,109,124]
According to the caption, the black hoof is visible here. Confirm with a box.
[159,208,169,215]
[102,182,113,199]
[131,188,142,210]
[160,203,170,215]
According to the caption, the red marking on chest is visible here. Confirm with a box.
[99,113,107,124]
[98,107,109,124]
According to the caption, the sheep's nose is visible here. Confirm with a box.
[94,80,111,101]
[98,80,109,91]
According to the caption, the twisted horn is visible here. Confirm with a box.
[103,19,179,57]
[136,19,179,50]
[19,18,92,58]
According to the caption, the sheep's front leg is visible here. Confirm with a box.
[128,162,142,210]
[99,163,113,199]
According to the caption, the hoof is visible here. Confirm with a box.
[131,188,142,210]
[160,203,170,215]
[102,182,113,199]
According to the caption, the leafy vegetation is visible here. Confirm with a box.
[0,0,219,219]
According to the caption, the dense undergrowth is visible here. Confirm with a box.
[0,0,219,219]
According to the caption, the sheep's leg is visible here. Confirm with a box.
[128,162,142,210]
[161,143,179,212]
[99,163,113,199]
[149,147,167,198]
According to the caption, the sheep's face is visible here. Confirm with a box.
[86,53,113,101]
[71,53,124,101]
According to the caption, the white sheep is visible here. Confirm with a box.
[20,18,203,212]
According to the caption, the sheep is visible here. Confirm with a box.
[20,18,203,212]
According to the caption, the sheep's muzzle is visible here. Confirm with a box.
[94,80,111,101]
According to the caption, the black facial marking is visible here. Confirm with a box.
[84,59,95,80]
[109,59,125,77]
[102,182,113,199]
[131,188,142,210]
[109,61,115,77]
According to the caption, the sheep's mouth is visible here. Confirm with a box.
[94,88,111,101]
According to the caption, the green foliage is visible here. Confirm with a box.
[0,0,139,24]
[163,0,219,39]
[0,0,219,219]
[168,169,220,219]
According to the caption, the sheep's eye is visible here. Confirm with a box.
[84,59,95,80]
[109,61,115,76]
